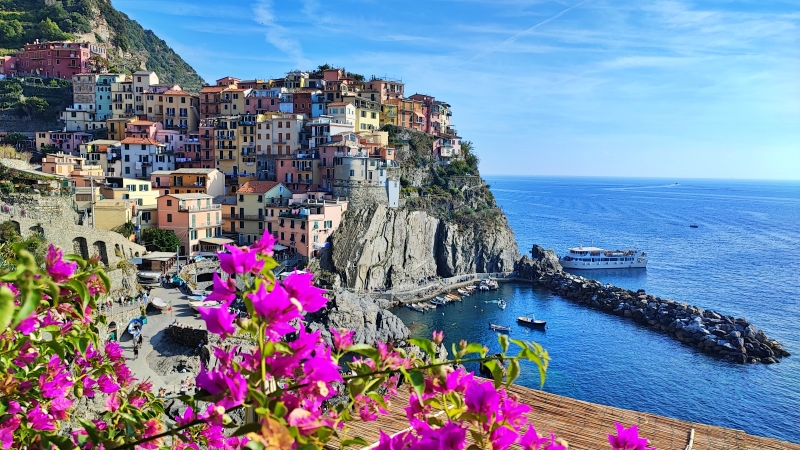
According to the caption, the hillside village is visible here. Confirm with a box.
[0,40,464,269]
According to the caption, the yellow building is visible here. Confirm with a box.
[100,177,159,206]
[170,168,225,196]
[343,95,380,132]
[93,199,134,232]
[380,103,398,127]
[106,117,137,141]
[232,181,292,243]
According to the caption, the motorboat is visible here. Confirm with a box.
[127,318,143,335]
[150,297,170,312]
[407,303,425,312]
[498,299,507,310]
[189,300,222,311]
[689,224,699,228]
[517,314,546,328]
[489,323,511,333]
[560,246,647,270]
[188,295,208,302]
[430,298,446,306]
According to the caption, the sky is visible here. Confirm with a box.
[113,0,800,180]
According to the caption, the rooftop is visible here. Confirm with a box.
[163,90,195,96]
[167,193,214,200]
[237,181,288,194]
[173,168,218,175]
[120,138,163,146]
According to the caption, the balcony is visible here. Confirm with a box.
[222,214,264,220]
[152,181,171,188]
[217,145,238,150]
[179,203,222,212]
[191,220,224,228]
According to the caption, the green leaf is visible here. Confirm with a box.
[408,370,425,399]
[506,359,520,387]
[347,378,366,398]
[244,440,266,450]
[0,286,14,333]
[273,401,287,418]
[78,418,102,444]
[98,271,112,295]
[482,360,503,388]
[42,434,74,450]
[233,422,262,437]
[408,338,436,358]
[345,343,380,361]
[367,391,387,411]
[341,437,369,448]
[498,333,509,355]
[11,279,37,329]
[458,342,487,358]
[67,279,90,309]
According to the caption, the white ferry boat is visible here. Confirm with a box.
[559,246,647,270]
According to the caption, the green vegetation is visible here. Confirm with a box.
[0,77,73,122]
[0,0,205,91]
[0,220,47,269]
[139,227,180,252]
[114,220,135,238]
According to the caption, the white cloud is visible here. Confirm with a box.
[252,0,310,67]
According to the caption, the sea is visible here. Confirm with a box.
[393,176,800,443]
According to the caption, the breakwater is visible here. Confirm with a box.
[516,245,790,365]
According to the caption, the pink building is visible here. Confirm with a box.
[16,41,105,79]
[276,198,348,261]
[0,56,17,78]
[150,170,173,195]
[156,193,228,257]
[35,130,91,152]
[125,120,162,140]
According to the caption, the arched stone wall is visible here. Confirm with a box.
[72,237,88,259]
[93,241,109,266]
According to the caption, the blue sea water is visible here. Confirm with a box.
[393,177,800,443]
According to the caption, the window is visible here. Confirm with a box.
[167,214,173,222]
[239,195,243,202]
[125,167,130,174]
[278,122,282,128]
[300,235,306,243]
[166,200,172,206]
[350,169,355,176]
[239,221,244,229]
[140,184,149,191]
[257,195,263,202]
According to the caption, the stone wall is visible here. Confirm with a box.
[0,193,145,267]
[0,157,35,171]
[166,325,208,348]
[332,180,392,209]
[516,247,790,365]
[100,306,144,342]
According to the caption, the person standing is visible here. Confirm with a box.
[133,343,139,360]
[199,344,211,369]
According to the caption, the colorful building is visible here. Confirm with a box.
[169,168,225,196]
[16,41,105,79]
[96,74,125,120]
[231,181,292,244]
[35,130,91,152]
[156,193,227,257]
[275,198,348,261]
[120,137,173,178]
[79,139,122,177]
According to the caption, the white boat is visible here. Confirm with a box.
[189,300,222,311]
[151,297,170,312]
[407,303,424,312]
[559,246,647,270]
[498,299,507,310]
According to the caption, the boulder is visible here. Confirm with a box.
[307,290,409,346]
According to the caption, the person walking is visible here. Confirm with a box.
[133,343,139,360]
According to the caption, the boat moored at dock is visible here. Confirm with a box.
[559,246,647,269]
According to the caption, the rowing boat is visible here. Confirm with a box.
[488,322,511,333]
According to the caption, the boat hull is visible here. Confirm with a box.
[517,319,546,328]
[560,260,647,269]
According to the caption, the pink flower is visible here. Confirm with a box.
[45,244,77,283]
[86,274,106,295]
[331,328,354,350]
[608,423,656,450]
[7,402,21,416]
[252,228,278,256]
[83,376,97,398]
[113,361,136,387]
[97,374,120,394]
[283,271,328,313]
[0,416,21,449]
[140,419,163,450]
[465,380,500,418]
[13,341,38,366]
[432,330,444,345]
[28,402,56,431]
[218,245,264,275]
[49,396,74,420]
[287,408,329,435]
[105,341,123,361]
[376,430,416,450]
[129,395,146,408]
[520,427,549,450]
[15,312,39,335]
[176,406,196,426]
[417,422,467,449]
[206,273,237,303]
[0,282,19,298]
[489,425,518,450]
[195,369,247,409]
[248,283,301,339]
[105,392,121,412]
[198,301,236,339]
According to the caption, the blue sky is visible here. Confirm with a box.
[114,0,800,179]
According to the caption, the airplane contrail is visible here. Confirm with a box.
[458,0,594,66]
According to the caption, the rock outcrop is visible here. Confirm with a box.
[323,203,519,291]
[518,246,790,365]
[307,290,409,345]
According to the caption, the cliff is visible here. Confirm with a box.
[0,0,204,90]
[321,128,520,291]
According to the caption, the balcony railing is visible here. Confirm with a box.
[179,204,222,212]
[191,220,224,228]
[222,214,264,220]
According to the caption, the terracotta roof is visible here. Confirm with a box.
[164,90,195,96]
[237,181,289,194]
[200,86,227,93]
[327,102,348,107]
[128,120,156,126]
[120,138,162,145]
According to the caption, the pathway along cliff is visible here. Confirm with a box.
[516,245,790,365]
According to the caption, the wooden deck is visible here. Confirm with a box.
[329,384,799,449]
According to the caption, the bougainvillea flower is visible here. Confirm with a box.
[49,396,74,420]
[97,374,121,394]
[45,244,77,282]
[608,423,656,450]
[432,330,444,345]
[206,273,237,303]
[140,419,163,450]
[218,245,264,275]
[376,430,416,450]
[252,228,278,256]
[195,369,247,409]
[13,341,38,366]
[105,341,123,361]
[418,421,467,450]
[283,271,328,313]
[331,328,354,350]
[248,283,301,339]
[465,380,500,418]
[105,392,121,412]
[14,312,40,335]
[113,361,136,387]
[0,416,21,449]
[198,301,236,339]
[28,402,56,431]
[176,406,196,426]
[489,425,518,450]
[520,426,549,450]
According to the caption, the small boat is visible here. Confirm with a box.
[189,300,222,311]
[457,288,470,296]
[479,285,489,291]
[150,297,170,312]
[689,224,699,228]
[188,295,208,302]
[407,304,424,312]
[498,299,507,310]
[430,298,446,306]
[126,318,143,335]
[517,314,546,328]
[190,289,208,297]
[489,323,511,333]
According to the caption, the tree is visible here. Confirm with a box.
[114,221,136,238]
[3,132,27,146]
[37,18,72,42]
[20,96,49,119]
[139,228,181,252]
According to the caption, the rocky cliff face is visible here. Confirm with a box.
[515,245,563,280]
[323,203,519,291]
[306,290,409,345]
